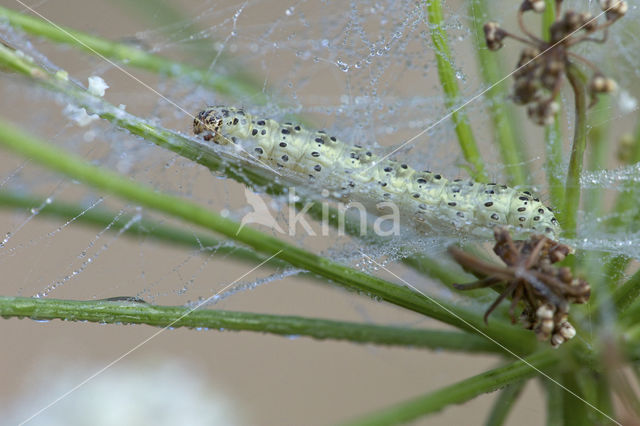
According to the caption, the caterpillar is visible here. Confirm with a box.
[193,106,561,239]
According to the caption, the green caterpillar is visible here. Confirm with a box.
[193,106,561,239]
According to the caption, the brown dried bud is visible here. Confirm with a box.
[558,267,573,283]
[484,22,507,51]
[558,321,576,340]
[521,0,546,13]
[568,279,591,304]
[527,100,559,125]
[513,79,539,105]
[551,333,565,348]
[601,0,628,20]
[579,13,598,33]
[549,243,571,263]
[517,47,541,67]
[590,75,618,93]
[563,11,582,32]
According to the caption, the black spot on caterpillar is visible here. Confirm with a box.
[193,106,561,239]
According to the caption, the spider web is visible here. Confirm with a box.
[1,0,639,424]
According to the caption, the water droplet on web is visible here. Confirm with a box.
[1,232,11,247]
[336,59,350,72]
[285,7,294,16]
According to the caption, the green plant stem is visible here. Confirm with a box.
[580,96,612,297]
[0,297,500,353]
[0,6,266,104]
[543,0,565,210]
[584,96,611,220]
[544,374,564,426]
[612,268,640,314]
[467,0,527,187]
[561,372,590,426]
[344,351,556,426]
[0,118,535,352]
[485,380,526,426]
[561,65,588,238]
[425,0,487,182]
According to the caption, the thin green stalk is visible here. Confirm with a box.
[400,254,473,287]
[467,0,528,187]
[581,96,611,295]
[561,65,588,238]
[545,374,564,426]
[561,372,591,426]
[0,6,266,104]
[543,0,565,210]
[584,96,611,220]
[343,351,556,426]
[425,0,487,182]
[603,255,630,291]
[0,190,285,268]
[485,380,527,426]
[612,269,640,314]
[0,118,536,352]
[0,297,500,353]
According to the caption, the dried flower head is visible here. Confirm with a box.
[484,0,626,125]
[449,228,591,347]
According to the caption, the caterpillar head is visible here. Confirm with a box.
[193,108,225,142]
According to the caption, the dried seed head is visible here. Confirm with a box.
[452,229,590,347]
[521,0,546,13]
[484,22,507,51]
[590,75,618,93]
[601,0,628,20]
